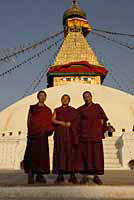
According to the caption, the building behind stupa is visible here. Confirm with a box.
[0,1,134,170]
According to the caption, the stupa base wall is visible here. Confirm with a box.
[0,131,133,170]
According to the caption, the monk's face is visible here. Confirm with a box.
[83,93,92,104]
[38,93,46,103]
[61,95,70,105]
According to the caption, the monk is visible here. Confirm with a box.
[77,91,108,185]
[23,91,53,184]
[52,94,80,184]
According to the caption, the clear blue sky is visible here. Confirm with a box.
[0,0,134,111]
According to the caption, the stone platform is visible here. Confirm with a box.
[0,170,134,200]
[0,169,134,186]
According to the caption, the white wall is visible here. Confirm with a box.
[0,130,133,170]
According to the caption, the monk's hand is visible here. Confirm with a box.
[65,122,71,128]
[61,121,66,127]
[101,119,104,125]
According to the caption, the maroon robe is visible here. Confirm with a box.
[53,105,81,174]
[77,103,108,175]
[24,103,53,174]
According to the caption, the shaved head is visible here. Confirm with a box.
[83,91,92,104]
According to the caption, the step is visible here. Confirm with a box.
[103,144,117,147]
[105,158,120,163]
[104,146,117,149]
[104,154,119,159]
[103,140,117,144]
[105,136,120,139]
[104,145,117,149]
[105,165,121,169]
[104,140,119,144]
[105,161,122,166]
[105,165,122,168]
[104,149,118,154]
[105,158,120,162]
[104,145,119,148]
[104,138,120,141]
[104,151,118,155]
[105,163,121,167]
[104,155,119,160]
[104,148,118,152]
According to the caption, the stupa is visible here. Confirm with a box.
[0,1,134,170]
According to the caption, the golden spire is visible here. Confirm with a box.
[63,1,87,25]
[63,0,92,37]
[72,0,78,6]
[54,31,102,67]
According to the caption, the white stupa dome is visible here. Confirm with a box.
[0,83,134,134]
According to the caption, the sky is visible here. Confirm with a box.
[0,0,134,111]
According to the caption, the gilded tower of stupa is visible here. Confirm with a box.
[47,0,108,87]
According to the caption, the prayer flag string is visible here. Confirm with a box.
[0,38,63,78]
[91,31,134,50]
[0,30,63,63]
[93,28,134,37]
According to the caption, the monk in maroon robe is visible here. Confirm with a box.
[23,91,53,184]
[52,94,80,184]
[77,91,108,185]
